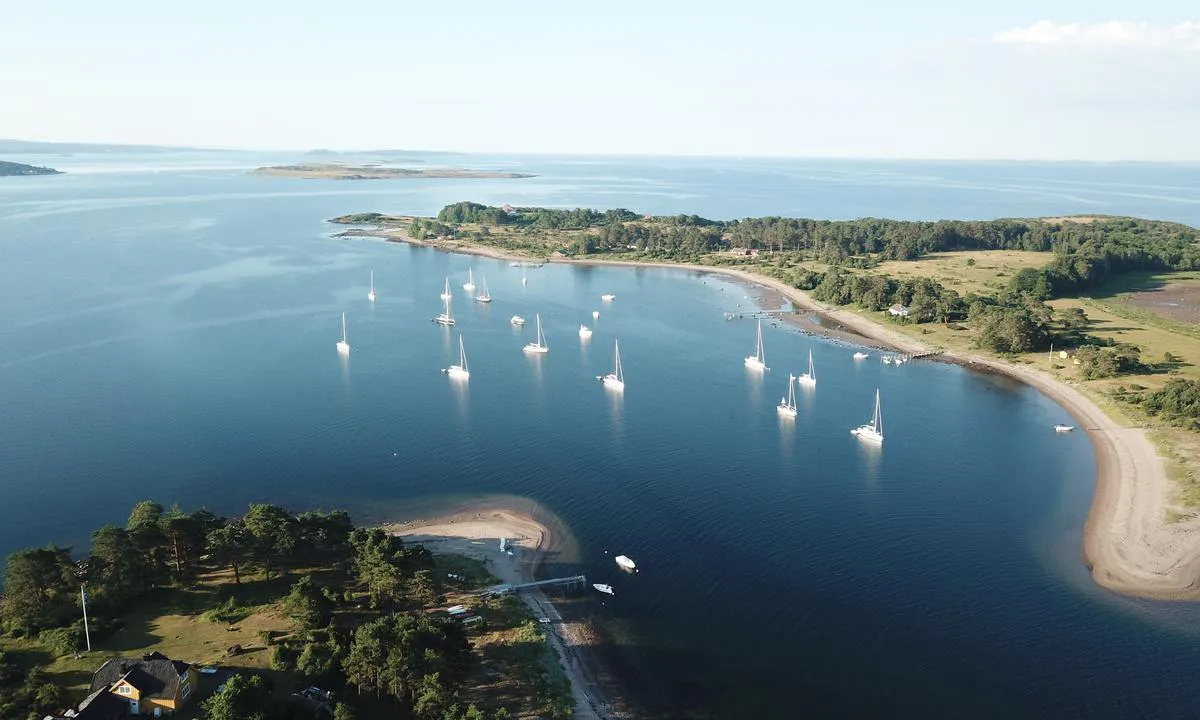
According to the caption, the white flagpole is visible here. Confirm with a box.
[81,586,91,652]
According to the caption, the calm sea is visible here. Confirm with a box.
[3,153,1200,718]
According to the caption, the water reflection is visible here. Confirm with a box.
[856,439,883,488]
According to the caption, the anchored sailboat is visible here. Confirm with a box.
[797,350,816,387]
[777,374,797,418]
[744,319,768,371]
[434,293,455,326]
[443,335,470,379]
[579,324,593,339]
[440,277,452,301]
[601,339,625,392]
[475,276,491,303]
[367,270,376,302]
[336,312,350,354]
[463,268,476,292]
[850,389,884,443]
[523,314,548,353]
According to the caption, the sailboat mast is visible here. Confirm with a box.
[874,389,882,433]
[341,312,347,342]
[614,340,622,380]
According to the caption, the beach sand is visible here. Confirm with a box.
[384,502,630,719]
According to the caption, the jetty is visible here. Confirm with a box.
[481,575,588,596]
[724,309,789,320]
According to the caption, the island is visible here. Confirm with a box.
[332,202,1200,602]
[252,163,534,180]
[0,497,599,719]
[0,160,62,176]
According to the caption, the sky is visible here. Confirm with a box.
[1,0,1198,160]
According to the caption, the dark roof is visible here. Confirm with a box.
[90,656,190,699]
[44,688,130,719]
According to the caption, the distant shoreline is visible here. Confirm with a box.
[252,164,534,180]
[0,160,62,177]
[338,220,1200,602]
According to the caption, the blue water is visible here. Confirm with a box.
[3,154,1200,718]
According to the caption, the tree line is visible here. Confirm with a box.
[1,502,524,720]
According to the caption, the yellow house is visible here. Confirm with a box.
[89,652,199,716]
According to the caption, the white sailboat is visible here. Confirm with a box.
[434,294,455,326]
[440,277,452,301]
[443,335,470,379]
[523,314,548,353]
[475,276,491,303]
[579,324,593,339]
[744,319,768,371]
[511,315,525,326]
[850,389,884,443]
[521,264,527,286]
[463,268,476,292]
[367,270,376,302]
[336,312,350,354]
[777,374,797,418]
[797,350,816,387]
[601,339,625,391]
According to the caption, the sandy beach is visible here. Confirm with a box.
[343,227,1200,600]
[384,501,629,719]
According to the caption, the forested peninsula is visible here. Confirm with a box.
[0,501,568,720]
[0,160,62,176]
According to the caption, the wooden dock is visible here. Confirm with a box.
[481,575,588,596]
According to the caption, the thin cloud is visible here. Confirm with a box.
[993,20,1200,50]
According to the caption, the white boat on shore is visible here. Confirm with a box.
[615,555,636,571]
[777,374,797,418]
[853,352,869,360]
[523,314,549,353]
[335,312,350,354]
[601,339,625,392]
[797,350,816,387]
[745,319,768,371]
[443,335,470,380]
[1054,424,1075,433]
[511,315,525,326]
[579,324,593,339]
[593,583,614,595]
[851,389,884,443]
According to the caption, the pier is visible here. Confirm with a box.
[724,309,788,320]
[481,575,588,596]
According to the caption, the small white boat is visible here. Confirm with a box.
[522,265,527,286]
[579,324,593,339]
[511,315,525,326]
[463,268,476,292]
[510,262,521,268]
[797,350,816,388]
[475,276,491,303]
[593,583,614,595]
[592,310,600,319]
[744,319,768,371]
[367,270,376,302]
[615,555,636,571]
[601,294,616,302]
[443,335,470,380]
[853,352,869,360]
[602,339,625,392]
[851,389,884,443]
[336,312,350,354]
[434,294,455,326]
[523,314,549,353]
[777,374,797,418]
[882,355,893,365]
[1054,424,1075,433]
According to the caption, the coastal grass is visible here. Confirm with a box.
[873,250,1052,297]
